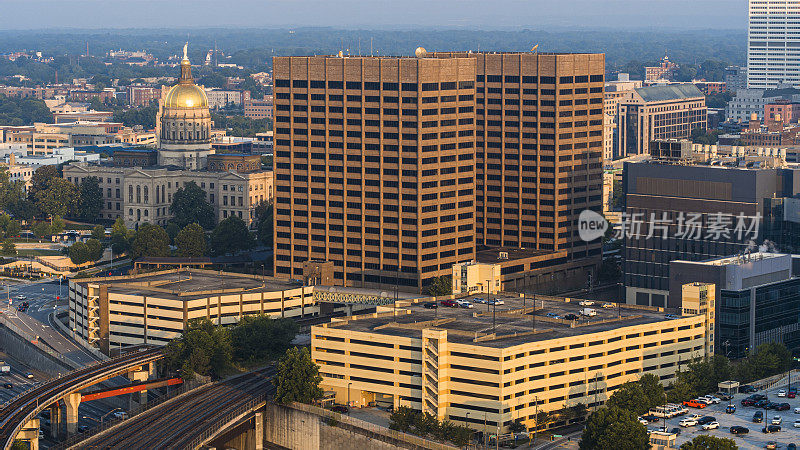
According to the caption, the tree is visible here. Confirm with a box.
[580,407,649,450]
[34,178,79,218]
[31,221,51,238]
[175,223,207,257]
[230,315,298,363]
[50,215,65,236]
[110,217,130,254]
[389,406,418,432]
[273,347,323,404]
[679,435,737,450]
[508,419,526,433]
[209,216,254,256]
[639,374,666,411]
[10,440,27,450]
[169,182,215,230]
[85,238,104,261]
[666,376,696,404]
[91,224,105,241]
[68,241,91,265]
[255,201,272,247]
[130,223,169,260]
[163,318,232,380]
[165,222,181,244]
[28,165,59,200]
[77,176,103,222]
[1,240,16,256]
[426,276,452,297]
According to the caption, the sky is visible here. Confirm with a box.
[1,0,748,31]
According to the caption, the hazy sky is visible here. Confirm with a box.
[1,0,748,30]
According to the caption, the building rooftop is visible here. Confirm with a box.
[475,247,562,264]
[699,252,786,267]
[74,269,304,301]
[635,84,704,102]
[327,295,684,348]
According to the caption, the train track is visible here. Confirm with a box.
[76,367,274,449]
[0,347,163,450]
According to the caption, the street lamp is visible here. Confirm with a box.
[347,382,352,414]
[101,408,123,427]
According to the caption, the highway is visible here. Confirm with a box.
[76,367,274,449]
[0,347,163,449]
[0,279,98,366]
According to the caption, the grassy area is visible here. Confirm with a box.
[16,249,62,257]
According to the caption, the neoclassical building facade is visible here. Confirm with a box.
[62,45,273,229]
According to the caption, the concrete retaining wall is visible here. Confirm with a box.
[0,324,73,375]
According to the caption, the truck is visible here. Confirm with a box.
[0,361,10,376]
[580,308,597,317]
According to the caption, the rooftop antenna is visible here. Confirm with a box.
[531,44,539,54]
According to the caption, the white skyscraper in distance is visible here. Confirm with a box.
[748,0,800,89]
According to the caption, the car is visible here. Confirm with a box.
[767,402,782,410]
[112,411,128,420]
[637,417,649,426]
[790,391,797,399]
[641,414,660,423]
[778,389,787,397]
[679,417,698,427]
[762,424,781,433]
[755,400,770,408]
[686,414,702,420]
[423,302,438,309]
[331,405,349,414]
[730,426,750,435]
[790,387,798,394]
[766,442,779,450]
[664,313,679,319]
[752,394,768,401]
[24,373,33,379]
[701,421,720,430]
[563,313,579,321]
[77,425,90,432]
[14,295,25,300]
[487,299,504,306]
[794,419,800,428]
[2,383,11,389]
[742,398,756,406]
[726,405,737,414]
[795,407,800,414]
[715,392,733,401]
[663,427,681,435]
[778,403,791,411]
[695,397,713,405]
[473,298,487,304]
[754,411,764,423]
[545,313,561,319]
[697,416,716,426]
[683,400,708,409]
[456,300,474,309]
[602,303,615,308]
[739,384,756,393]
[440,300,458,307]
[578,300,594,306]
[700,395,721,404]
[773,416,783,425]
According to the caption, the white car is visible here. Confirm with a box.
[579,300,594,306]
[795,407,800,414]
[778,389,787,397]
[601,303,615,308]
[679,418,698,427]
[701,421,720,430]
[772,416,782,425]
[687,414,702,421]
[112,411,128,420]
[695,397,712,405]
[456,300,474,309]
[700,395,721,404]
[794,419,800,428]
[637,417,649,426]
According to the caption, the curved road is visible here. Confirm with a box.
[76,367,274,449]
[0,347,163,449]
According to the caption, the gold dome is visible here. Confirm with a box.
[163,43,208,109]
[164,83,208,108]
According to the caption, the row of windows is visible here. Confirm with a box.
[276,80,474,91]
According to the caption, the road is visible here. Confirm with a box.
[0,278,98,366]
[76,368,273,449]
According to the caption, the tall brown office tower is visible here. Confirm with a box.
[456,53,606,284]
[272,54,478,290]
[273,52,605,293]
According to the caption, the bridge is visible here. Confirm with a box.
[0,347,164,450]
[69,367,273,449]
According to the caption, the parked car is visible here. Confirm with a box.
[423,302,438,309]
[742,398,756,407]
[440,300,458,307]
[795,407,800,414]
[730,425,749,435]
[601,302,615,308]
[563,313,579,321]
[24,373,33,379]
[754,411,764,423]
[641,414,660,423]
[702,421,720,430]
[790,391,797,399]
[794,419,800,428]
[578,300,594,306]
[715,392,733,401]
[2,383,11,389]
[487,299,504,306]
[739,384,758,393]
[456,300,474,309]
[762,425,781,433]
[778,389,787,397]
[545,313,560,319]
[473,298,487,304]
[683,400,708,409]
[697,416,716,426]
[700,395,721,404]
[679,417,698,427]
[726,405,736,414]
[579,308,597,316]
[766,442,778,450]
[637,417,649,426]
[112,411,128,420]
[773,416,783,425]
[778,403,791,411]
[331,405,349,414]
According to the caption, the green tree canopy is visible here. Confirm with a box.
[163,318,232,380]
[130,223,170,260]
[230,315,298,364]
[34,178,78,218]
[0,95,53,125]
[68,241,91,265]
[169,181,215,230]
[580,407,649,450]
[210,216,254,256]
[31,221,51,238]
[91,224,105,240]
[679,435,738,450]
[425,276,452,297]
[255,201,272,247]
[78,176,103,222]
[273,347,323,404]
[175,223,207,257]
[110,217,130,254]
[1,240,16,256]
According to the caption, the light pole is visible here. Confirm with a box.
[347,381,352,414]
[101,408,123,427]
[533,396,539,445]
[486,280,491,312]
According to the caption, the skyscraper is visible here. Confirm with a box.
[273,51,605,292]
[748,0,800,89]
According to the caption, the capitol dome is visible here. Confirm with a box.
[164,82,208,109]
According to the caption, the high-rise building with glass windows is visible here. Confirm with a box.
[748,0,800,89]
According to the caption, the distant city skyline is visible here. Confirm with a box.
[2,0,747,31]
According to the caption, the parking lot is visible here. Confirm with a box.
[656,380,800,448]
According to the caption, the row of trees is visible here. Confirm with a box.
[388,407,473,447]
[0,94,53,126]
[163,316,299,380]
[0,165,103,222]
